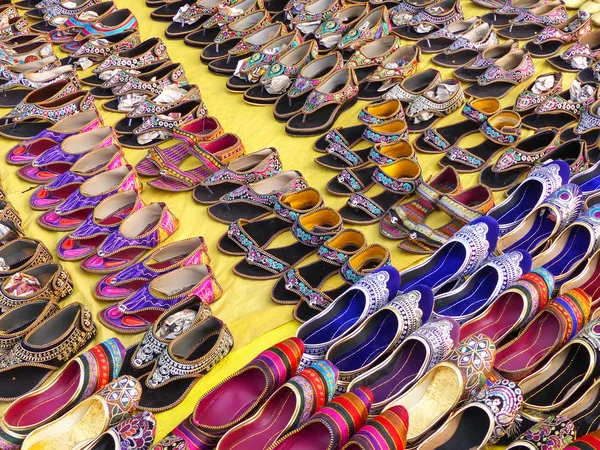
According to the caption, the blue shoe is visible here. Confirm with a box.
[432,250,533,323]
[533,204,600,288]
[325,284,433,394]
[497,183,584,255]
[572,160,600,197]
[399,216,499,293]
[296,266,400,371]
[487,160,571,236]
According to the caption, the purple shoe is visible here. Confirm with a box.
[83,411,157,450]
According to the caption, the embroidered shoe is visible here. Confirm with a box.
[83,411,157,450]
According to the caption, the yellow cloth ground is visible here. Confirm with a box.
[0,0,582,443]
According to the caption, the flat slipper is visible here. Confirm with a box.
[339,157,422,225]
[393,0,464,40]
[416,17,480,54]
[514,71,563,115]
[381,67,441,109]
[345,35,401,83]
[338,5,393,53]
[151,0,196,22]
[481,0,552,27]
[496,1,568,40]
[453,39,519,82]
[164,0,223,38]
[440,110,522,173]
[406,78,465,133]
[313,4,369,53]
[547,29,600,72]
[525,10,592,57]
[431,22,499,68]
[91,61,174,99]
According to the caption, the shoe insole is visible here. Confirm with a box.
[7,363,80,427]
[210,53,249,73]
[491,182,543,227]
[303,293,364,344]
[496,314,559,373]
[433,49,480,68]
[274,92,311,120]
[314,123,367,153]
[526,41,563,58]
[217,217,291,255]
[81,74,105,87]
[503,210,555,254]
[459,292,524,343]
[244,85,284,104]
[481,11,517,26]
[0,89,31,108]
[340,190,405,224]
[408,115,441,133]
[185,28,221,47]
[330,313,398,372]
[218,389,296,449]
[522,112,577,129]
[357,81,389,101]
[465,81,517,99]
[497,23,544,39]
[90,87,115,99]
[166,18,205,37]
[227,76,257,92]
[578,266,600,300]
[417,37,455,53]
[270,422,332,450]
[0,366,53,401]
[394,25,441,40]
[354,65,378,84]
[415,119,480,153]
[453,66,488,82]
[115,117,144,134]
[119,133,166,149]
[202,39,241,60]
[208,201,272,224]
[544,227,590,278]
[524,345,588,408]
[327,165,375,195]
[0,122,52,139]
[152,0,192,18]
[234,241,319,278]
[435,270,499,318]
[406,366,461,439]
[400,241,467,291]
[30,21,56,33]
[433,407,491,450]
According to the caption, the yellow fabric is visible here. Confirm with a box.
[0,0,581,444]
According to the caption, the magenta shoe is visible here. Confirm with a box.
[5,110,102,166]
[94,236,210,302]
[37,166,141,232]
[29,145,124,211]
[56,190,144,262]
[98,264,222,334]
[80,202,179,275]
[16,127,117,184]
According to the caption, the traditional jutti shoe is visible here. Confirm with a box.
[348,318,460,416]
[520,316,600,413]
[21,375,142,450]
[81,411,156,450]
[560,248,600,309]
[151,338,303,450]
[417,378,523,450]
[268,387,373,450]
[296,266,400,371]
[0,302,96,402]
[0,338,125,450]
[217,360,338,450]
[563,432,600,450]
[0,238,53,282]
[327,286,432,394]
[460,268,555,344]
[340,405,409,450]
[0,301,58,357]
[495,289,591,381]
[506,416,575,450]
[384,334,496,447]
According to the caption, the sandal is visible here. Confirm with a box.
[0,90,96,140]
[93,236,210,302]
[25,0,95,20]
[313,4,369,52]
[465,49,535,98]
[0,40,54,67]
[388,0,440,27]
[16,126,117,184]
[513,71,563,115]
[163,0,223,38]
[0,17,31,42]
[440,110,522,173]
[0,76,79,114]
[415,17,480,54]
[358,99,405,126]
[208,170,308,223]
[414,97,500,154]
[397,185,495,254]
[358,44,421,100]
[4,109,101,165]
[522,81,597,130]
[497,183,583,255]
[147,132,245,191]
[138,317,233,412]
[71,8,139,44]
[29,145,124,211]
[547,29,600,72]
[525,10,591,57]
[340,157,422,225]
[68,30,143,65]
[0,263,72,311]
[200,10,272,64]
[573,99,600,149]
[151,0,197,22]
[289,0,344,34]
[337,5,393,53]
[208,23,289,76]
[394,0,465,41]
[479,128,562,190]
[0,67,79,108]
[344,35,401,83]
[218,187,323,257]
[382,67,442,107]
[80,202,179,274]
[37,165,141,232]
[285,67,359,137]
[225,28,303,92]
[193,147,282,204]
[326,139,414,196]
[480,0,553,27]
[453,39,519,82]
[233,208,343,280]
[0,302,95,402]
[496,0,569,40]
[98,264,222,334]
[47,1,117,42]
[91,61,174,99]
[56,190,144,262]
[431,22,499,68]
[273,52,343,122]
[406,78,465,133]
[380,165,461,239]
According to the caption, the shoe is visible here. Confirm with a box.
[0,238,53,281]
[394,0,465,41]
[431,22,499,68]
[21,375,141,450]
[152,338,304,450]
[384,333,496,447]
[572,160,600,197]
[0,300,58,357]
[296,266,400,370]
[217,360,339,450]
[81,411,156,450]
[495,289,591,380]
[506,416,575,450]
[406,78,465,132]
[47,1,117,42]
[0,302,96,402]
[340,406,409,450]
[1,338,126,449]
[526,10,592,57]
[72,8,139,43]
[496,1,569,40]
